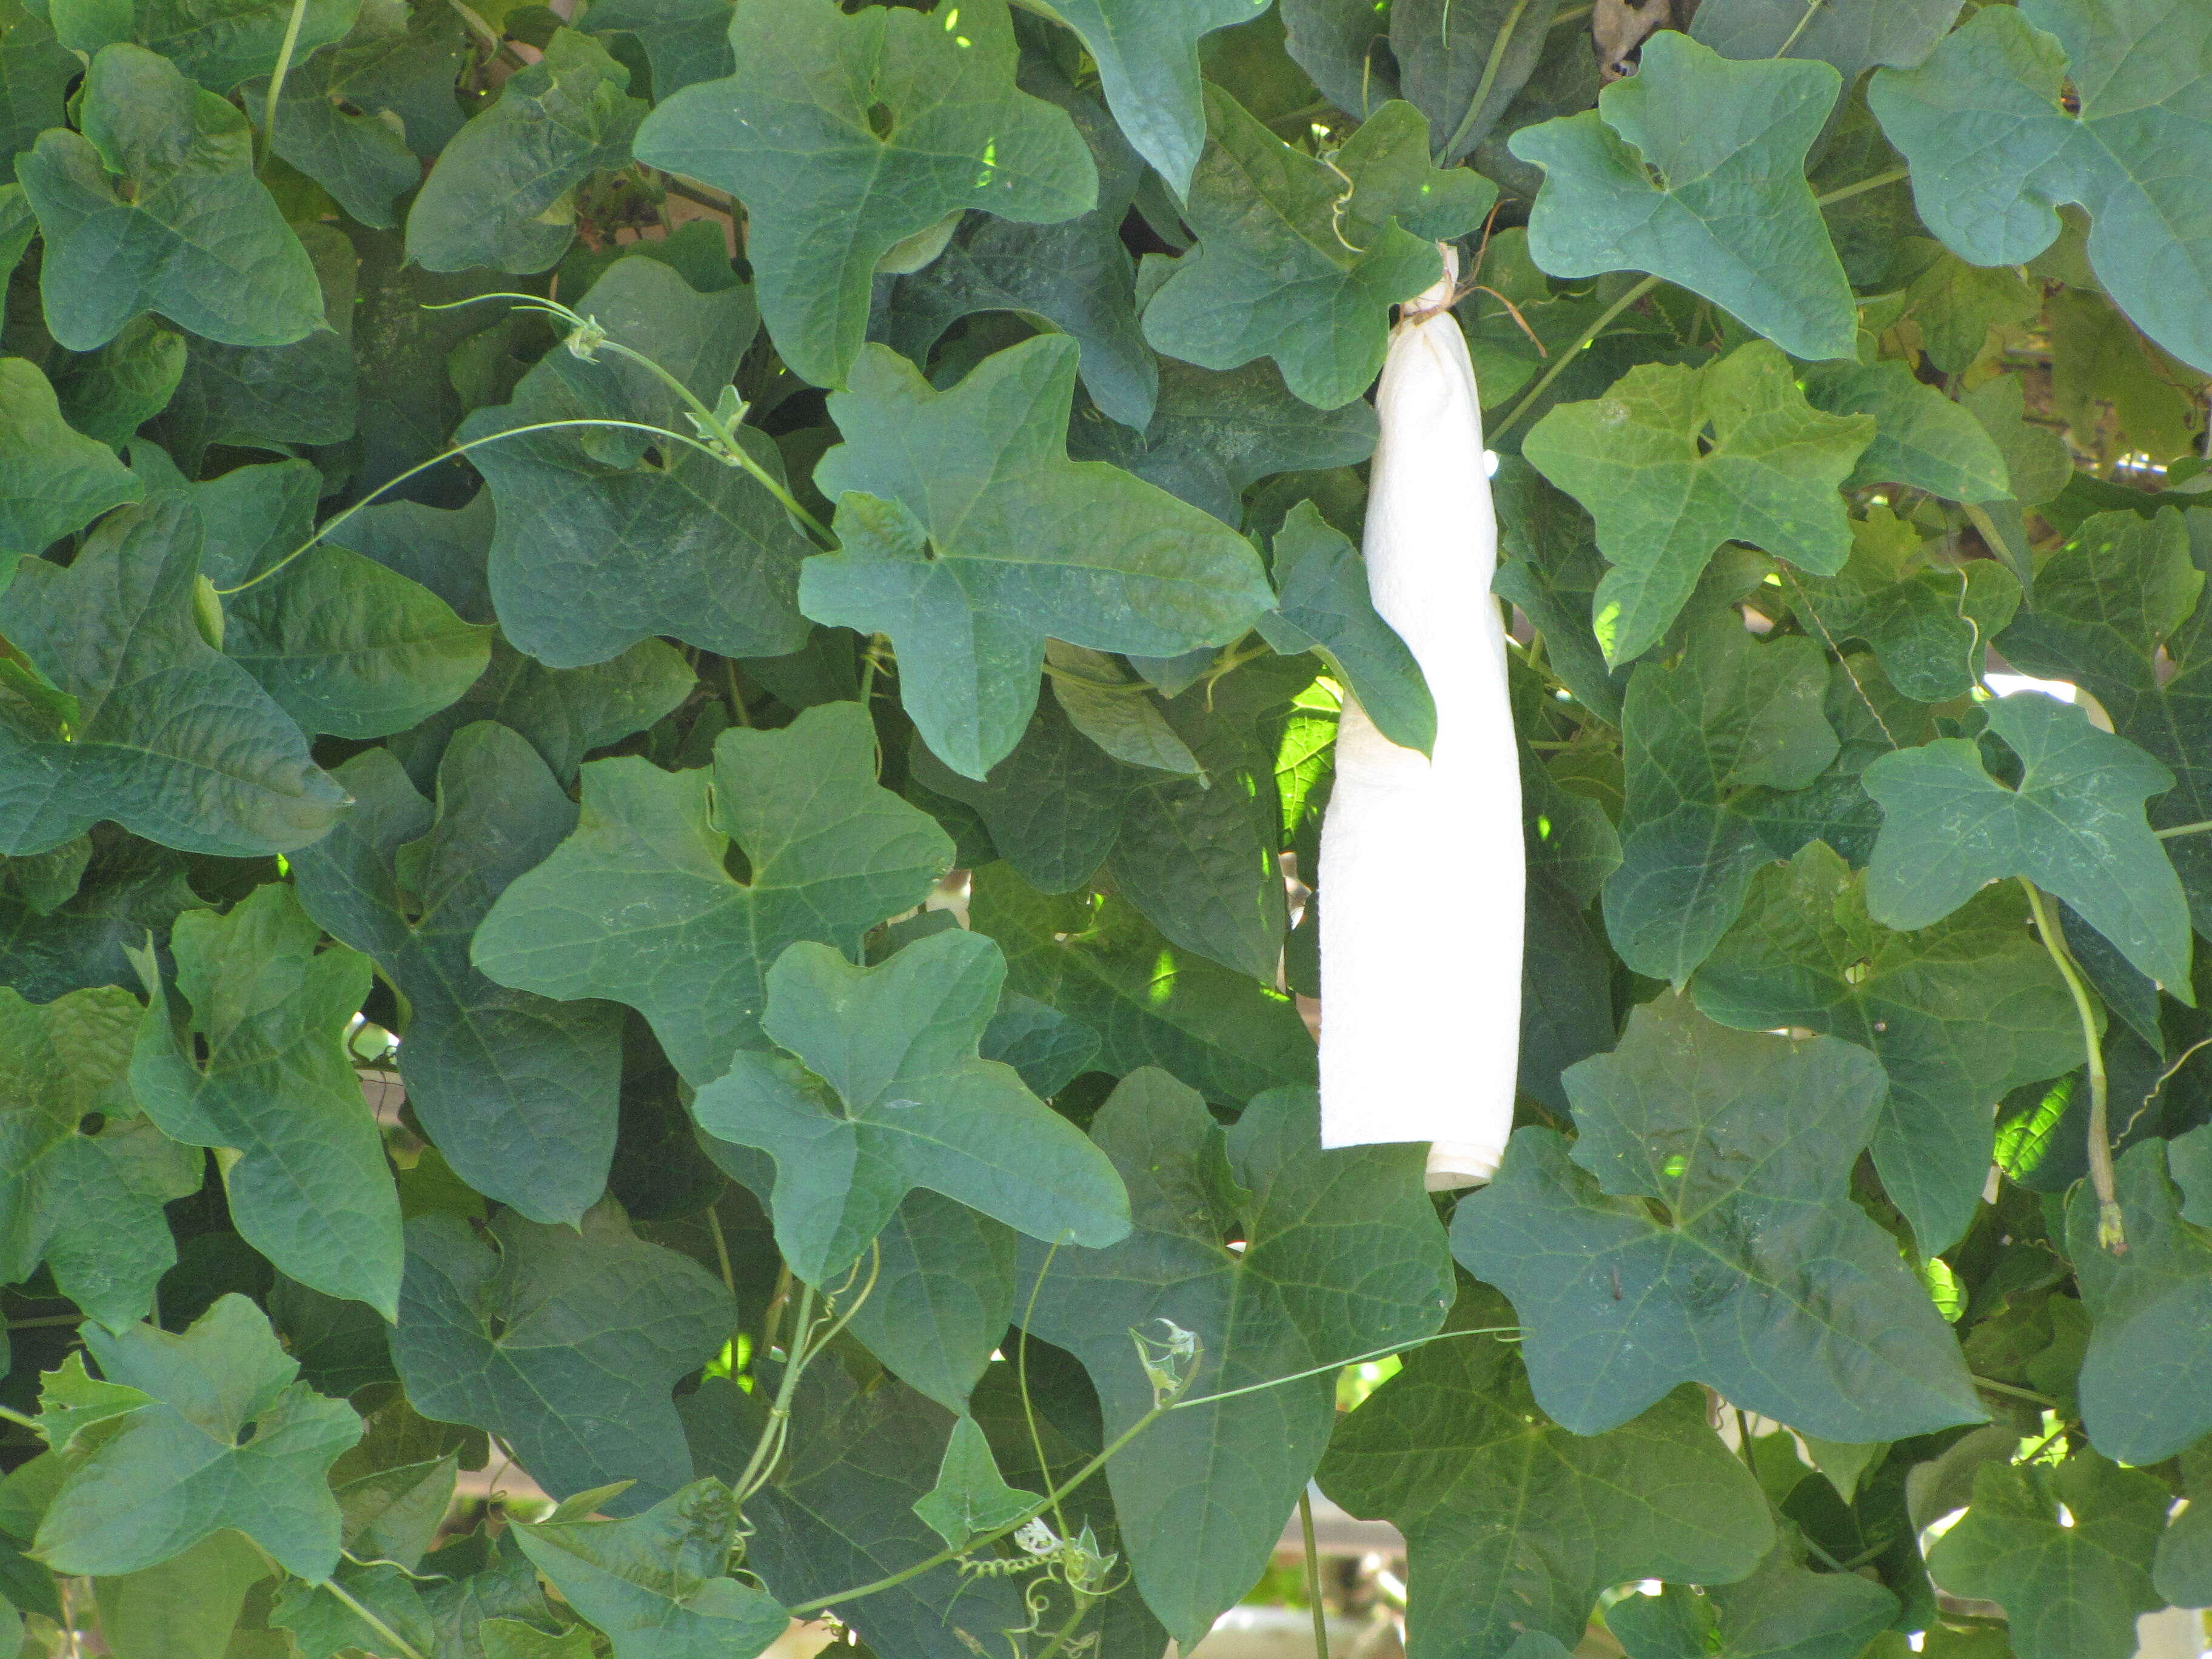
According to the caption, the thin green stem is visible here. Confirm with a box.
[1486,275,1659,443]
[0,1403,41,1432]
[1019,1239,1070,1540]
[1031,1598,1093,1659]
[213,418,740,595]
[257,0,312,173]
[7,1313,84,1330]
[1814,165,1910,208]
[321,1577,430,1659]
[706,1205,736,1300]
[2020,879,2123,1252]
[1441,0,1537,162]
[734,1281,815,1502]
[1972,1375,2057,1408]
[2157,819,2212,840]
[721,657,754,727]
[1300,1490,1331,1659]
[1961,500,2028,586]
[1773,0,1825,58]
[1167,1326,1517,1412]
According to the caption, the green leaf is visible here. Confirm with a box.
[51,0,361,90]
[33,1294,361,1580]
[834,1190,1016,1412]
[1318,1280,1773,1659]
[1048,643,1204,779]
[910,1414,1039,1550]
[0,18,76,167]
[880,53,1156,429]
[1696,842,2082,1256]
[1043,0,1269,194]
[982,994,1101,1097]
[1898,243,2044,377]
[1142,91,1493,410]
[691,928,1131,1284]
[1996,509,2212,946]
[1691,0,1954,82]
[293,725,626,1225]
[1800,360,2013,505]
[392,1202,732,1514]
[473,701,954,1088]
[633,0,1095,389]
[1790,508,2019,706]
[1510,33,1856,362]
[457,256,813,670]
[1925,1455,2167,1659]
[133,454,493,740]
[1016,1071,1452,1645]
[335,1452,457,1571]
[0,986,199,1329]
[1867,0,2212,375]
[511,1478,790,1659]
[15,44,325,352]
[272,1560,437,1659]
[1453,994,1986,1442]
[0,358,142,558]
[1062,357,1377,526]
[50,318,187,450]
[1259,500,1435,754]
[33,1354,153,1455]
[1374,0,1575,164]
[585,0,731,99]
[247,41,424,230]
[1523,342,1872,668]
[970,865,1316,1101]
[1607,1535,1901,1659]
[0,497,347,857]
[92,1527,268,1659]
[806,338,1273,779]
[2066,1139,2212,1465]
[1601,602,1838,981]
[0,833,204,1005]
[130,882,402,1319]
[1863,690,2194,996]
[1490,455,1629,724]
[2156,1439,2212,1609]
[907,697,1135,893]
[405,29,642,274]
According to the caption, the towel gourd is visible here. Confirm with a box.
[1316,249,1523,1189]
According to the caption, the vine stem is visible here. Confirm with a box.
[2019,879,2124,1252]
[733,1281,816,1502]
[1441,0,1537,162]
[321,1576,430,1659]
[1300,1490,1331,1659]
[2157,819,2212,839]
[1773,0,1826,58]
[256,0,311,172]
[212,418,749,596]
[0,1403,39,1432]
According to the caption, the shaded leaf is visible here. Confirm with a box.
[1695,842,2080,1254]
[392,1203,732,1515]
[1043,0,1268,193]
[15,44,324,352]
[294,724,626,1225]
[1318,1280,1774,1659]
[474,701,954,1088]
[585,0,732,99]
[512,1478,789,1659]
[1863,690,2194,996]
[692,928,1131,1283]
[1608,1534,1900,1659]
[1691,0,1954,85]
[1016,1071,1452,1645]
[634,0,1094,389]
[1490,455,1629,724]
[406,29,642,275]
[0,358,142,558]
[1510,33,1856,362]
[835,1190,1016,1413]
[806,337,1273,778]
[0,496,346,857]
[1800,359,2012,504]
[1602,603,1838,981]
[970,865,1316,1102]
[130,882,401,1319]
[1143,91,1494,410]
[1453,994,1986,1442]
[1523,342,1871,667]
[56,0,360,90]
[460,256,813,670]
[0,985,199,1329]
[908,699,1136,894]
[33,1294,361,1580]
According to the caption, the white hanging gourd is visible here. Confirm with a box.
[1317,248,1524,1189]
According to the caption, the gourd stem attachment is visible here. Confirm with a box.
[2018,879,2123,1252]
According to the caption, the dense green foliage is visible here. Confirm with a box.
[1,0,2210,1655]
